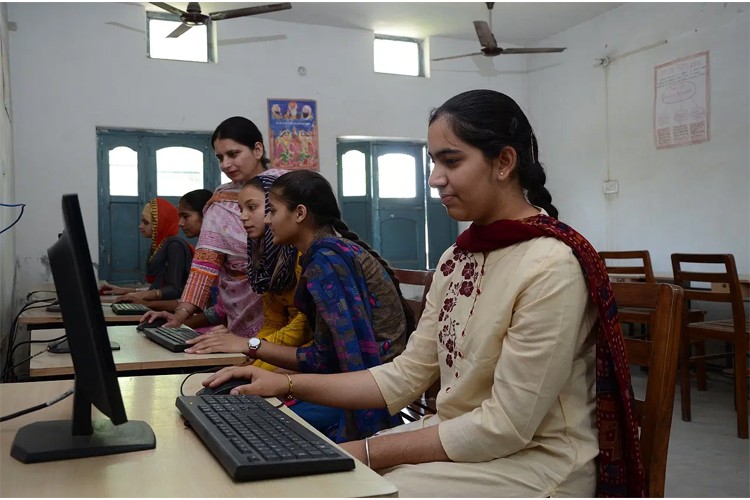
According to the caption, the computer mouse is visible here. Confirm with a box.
[196,379,250,396]
[136,317,168,331]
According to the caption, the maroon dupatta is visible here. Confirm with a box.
[456,214,646,498]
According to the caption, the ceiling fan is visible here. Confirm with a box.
[432,2,566,62]
[151,2,292,38]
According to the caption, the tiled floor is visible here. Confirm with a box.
[631,369,750,498]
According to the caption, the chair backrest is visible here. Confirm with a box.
[392,268,434,325]
[670,253,746,328]
[612,282,683,498]
[599,250,656,283]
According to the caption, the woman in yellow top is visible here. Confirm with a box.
[185,170,311,370]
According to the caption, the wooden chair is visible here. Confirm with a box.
[612,282,684,497]
[392,268,434,326]
[599,251,657,337]
[671,253,749,439]
[392,268,439,422]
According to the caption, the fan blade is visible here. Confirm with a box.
[431,52,483,62]
[167,23,193,38]
[218,34,287,46]
[501,47,567,54]
[105,21,146,34]
[473,20,498,50]
[210,2,292,21]
[150,2,187,16]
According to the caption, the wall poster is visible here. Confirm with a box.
[267,98,319,170]
[654,51,709,149]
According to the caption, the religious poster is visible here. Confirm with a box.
[267,98,319,170]
[654,51,710,149]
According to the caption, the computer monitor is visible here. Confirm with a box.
[10,194,155,463]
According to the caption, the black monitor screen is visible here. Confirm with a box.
[10,194,155,463]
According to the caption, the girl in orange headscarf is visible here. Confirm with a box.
[101,198,194,302]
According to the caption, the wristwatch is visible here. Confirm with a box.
[247,337,262,355]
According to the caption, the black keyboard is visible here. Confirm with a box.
[142,326,199,352]
[111,302,150,315]
[176,395,355,481]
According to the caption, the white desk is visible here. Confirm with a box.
[29,326,248,378]
[0,375,397,497]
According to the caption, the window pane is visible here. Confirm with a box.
[220,172,231,185]
[156,147,204,196]
[109,146,138,196]
[148,18,208,63]
[374,38,420,76]
[342,150,366,196]
[378,153,416,198]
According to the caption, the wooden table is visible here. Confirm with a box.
[18,303,141,329]
[0,375,398,497]
[28,326,248,378]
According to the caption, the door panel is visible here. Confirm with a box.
[373,144,425,269]
[338,143,372,244]
[97,130,218,283]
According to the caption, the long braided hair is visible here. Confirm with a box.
[429,89,558,218]
[270,170,417,335]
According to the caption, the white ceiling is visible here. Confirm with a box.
[143,2,625,44]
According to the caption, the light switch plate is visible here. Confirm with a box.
[603,180,619,194]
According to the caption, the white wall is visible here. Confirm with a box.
[7,2,526,297]
[528,2,750,274]
[1,3,17,343]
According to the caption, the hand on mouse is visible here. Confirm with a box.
[184,325,248,355]
[203,365,288,398]
[140,310,177,326]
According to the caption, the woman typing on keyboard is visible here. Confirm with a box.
[201,91,646,497]
[203,170,414,443]
[183,170,313,371]
[100,198,193,302]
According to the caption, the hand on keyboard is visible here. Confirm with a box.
[203,365,288,399]
[184,326,248,355]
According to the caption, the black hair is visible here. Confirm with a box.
[179,189,213,219]
[270,170,417,334]
[211,116,270,169]
[429,89,558,219]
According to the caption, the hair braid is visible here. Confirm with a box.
[332,219,417,334]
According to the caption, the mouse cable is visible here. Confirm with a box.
[0,341,65,382]
[5,335,66,376]
[0,388,75,423]
[180,366,221,397]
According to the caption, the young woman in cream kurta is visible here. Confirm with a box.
[200,90,645,497]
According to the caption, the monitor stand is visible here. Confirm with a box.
[10,379,155,463]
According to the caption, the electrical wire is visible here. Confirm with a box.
[0,388,75,423]
[2,298,60,382]
[0,202,26,235]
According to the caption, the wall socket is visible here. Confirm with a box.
[603,180,619,194]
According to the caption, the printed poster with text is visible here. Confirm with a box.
[268,98,319,171]
[654,51,709,149]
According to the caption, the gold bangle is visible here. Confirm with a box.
[175,306,191,316]
[155,289,162,299]
[285,374,294,401]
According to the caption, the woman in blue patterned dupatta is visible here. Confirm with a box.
[209,170,415,443]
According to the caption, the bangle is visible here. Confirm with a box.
[155,289,162,299]
[285,374,294,401]
[175,306,191,317]
[364,437,371,468]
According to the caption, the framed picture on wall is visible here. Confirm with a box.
[267,98,319,171]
